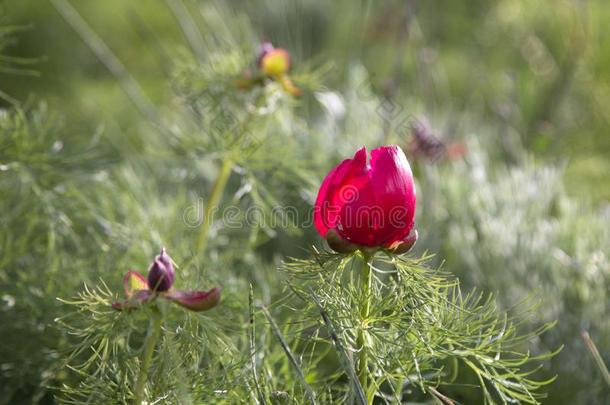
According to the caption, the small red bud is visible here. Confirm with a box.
[147,248,175,292]
[259,47,291,77]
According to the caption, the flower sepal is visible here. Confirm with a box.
[384,228,418,255]
[111,289,153,311]
[165,288,221,312]
[325,227,418,257]
[325,228,359,254]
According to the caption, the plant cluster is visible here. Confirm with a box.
[1,1,609,404]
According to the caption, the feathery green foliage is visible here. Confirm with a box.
[0,104,116,403]
[1,0,609,403]
[282,250,557,404]
[418,145,610,404]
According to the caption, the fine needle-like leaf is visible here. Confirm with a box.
[249,285,267,405]
[582,331,610,388]
[309,289,367,405]
[261,305,317,405]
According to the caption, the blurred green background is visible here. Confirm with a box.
[4,0,609,202]
[1,0,609,403]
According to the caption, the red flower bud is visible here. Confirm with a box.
[314,146,416,248]
[147,248,175,292]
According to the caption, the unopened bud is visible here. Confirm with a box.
[259,45,291,77]
[147,247,175,292]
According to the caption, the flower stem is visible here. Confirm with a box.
[133,305,162,405]
[194,90,266,258]
[357,251,373,403]
[195,158,233,256]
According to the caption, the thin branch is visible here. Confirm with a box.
[428,386,455,405]
[582,331,610,388]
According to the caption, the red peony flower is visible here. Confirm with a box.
[314,146,417,252]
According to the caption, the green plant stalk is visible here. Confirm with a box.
[133,305,163,405]
[195,158,233,256]
[582,331,610,388]
[194,90,267,257]
[356,252,373,403]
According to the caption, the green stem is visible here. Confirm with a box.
[195,158,233,256]
[582,331,610,388]
[194,90,267,258]
[133,305,162,405]
[357,251,373,403]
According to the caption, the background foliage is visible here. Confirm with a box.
[1,0,609,403]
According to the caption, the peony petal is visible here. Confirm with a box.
[165,288,221,312]
[123,270,149,297]
[314,147,368,237]
[368,145,416,245]
[331,147,387,246]
[336,171,380,246]
[315,146,417,248]
[314,159,350,236]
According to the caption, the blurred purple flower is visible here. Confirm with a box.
[407,118,466,162]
